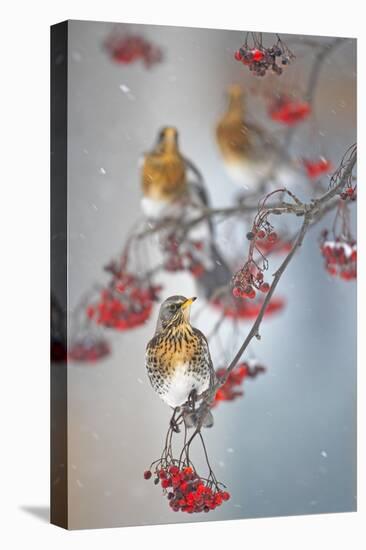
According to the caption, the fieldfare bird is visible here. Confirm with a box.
[216,84,297,190]
[140,126,205,219]
[140,127,232,300]
[146,295,216,428]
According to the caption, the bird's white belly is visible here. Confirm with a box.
[141,196,182,220]
[162,363,209,408]
[225,159,272,188]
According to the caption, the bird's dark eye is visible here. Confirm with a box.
[169,304,178,313]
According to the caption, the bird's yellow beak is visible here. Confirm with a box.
[181,297,197,310]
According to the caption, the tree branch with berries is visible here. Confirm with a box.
[143,144,356,514]
[196,143,357,414]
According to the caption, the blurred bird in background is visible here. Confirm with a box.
[216,84,299,192]
[141,126,203,219]
[146,295,215,429]
[140,127,232,300]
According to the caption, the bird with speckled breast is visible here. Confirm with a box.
[146,295,216,428]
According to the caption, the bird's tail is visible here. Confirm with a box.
[183,408,214,429]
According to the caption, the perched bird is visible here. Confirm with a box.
[141,127,197,219]
[216,84,297,190]
[146,295,215,428]
[216,85,252,165]
[141,126,228,220]
[140,127,232,300]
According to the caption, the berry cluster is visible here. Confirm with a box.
[163,234,206,278]
[269,95,311,125]
[211,294,285,320]
[104,33,163,68]
[231,227,276,300]
[144,465,230,514]
[234,35,294,76]
[232,262,270,300]
[256,236,292,256]
[329,144,357,201]
[320,236,357,281]
[87,273,161,330]
[68,337,110,362]
[340,187,357,201]
[231,192,288,307]
[303,158,332,180]
[213,361,266,406]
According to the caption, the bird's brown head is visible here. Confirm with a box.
[156,126,179,153]
[155,295,197,332]
[227,83,245,98]
[226,84,245,114]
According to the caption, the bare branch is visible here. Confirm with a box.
[304,37,346,104]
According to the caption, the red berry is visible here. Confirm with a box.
[232,286,241,298]
[144,470,152,480]
[259,282,270,293]
[234,50,243,61]
[247,288,256,299]
[215,494,223,505]
[172,475,181,487]
[221,491,230,501]
[180,481,188,493]
[190,264,205,277]
[257,229,266,239]
[86,305,95,319]
[267,232,278,243]
[252,48,264,62]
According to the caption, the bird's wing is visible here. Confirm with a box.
[182,156,210,208]
[182,156,204,186]
[246,122,293,164]
[145,338,159,381]
[192,327,217,385]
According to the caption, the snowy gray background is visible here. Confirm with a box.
[65,21,356,529]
